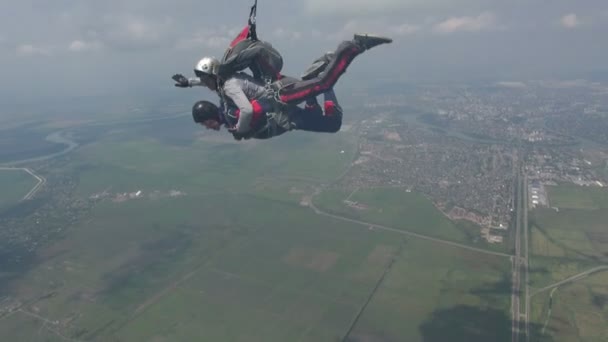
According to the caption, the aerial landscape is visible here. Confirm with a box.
[1,1,608,341]
[2,79,607,341]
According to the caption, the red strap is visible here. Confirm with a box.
[230,26,250,48]
[251,100,263,116]
[234,101,264,127]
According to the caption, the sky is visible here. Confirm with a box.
[1,0,607,102]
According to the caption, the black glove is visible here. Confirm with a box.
[228,127,241,141]
[172,74,189,88]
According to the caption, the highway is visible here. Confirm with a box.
[509,160,533,342]
[511,168,523,342]
[523,174,530,342]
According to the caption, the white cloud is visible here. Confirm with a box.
[496,81,527,88]
[326,20,361,41]
[324,20,419,42]
[561,14,579,29]
[389,23,420,36]
[175,27,235,51]
[272,28,302,41]
[97,14,174,50]
[434,12,497,34]
[68,40,103,52]
[304,0,467,14]
[16,44,51,56]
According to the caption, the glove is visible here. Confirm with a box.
[228,126,246,141]
[172,74,189,88]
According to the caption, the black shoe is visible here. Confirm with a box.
[353,34,392,50]
[301,52,335,80]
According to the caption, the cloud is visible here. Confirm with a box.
[303,0,473,15]
[88,14,175,51]
[16,44,51,56]
[325,20,418,41]
[175,27,235,51]
[68,40,103,52]
[496,81,527,88]
[434,12,497,34]
[272,28,303,41]
[389,23,420,36]
[561,14,579,29]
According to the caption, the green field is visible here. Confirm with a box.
[547,184,608,210]
[0,169,37,210]
[350,240,511,342]
[1,118,514,341]
[1,195,513,341]
[315,187,507,253]
[530,271,608,342]
[529,184,608,341]
[530,208,608,262]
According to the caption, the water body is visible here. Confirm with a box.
[2,131,79,166]
[1,113,189,166]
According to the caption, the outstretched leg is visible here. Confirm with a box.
[278,34,391,104]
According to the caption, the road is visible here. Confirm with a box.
[523,174,530,342]
[531,266,608,296]
[0,167,46,200]
[511,163,531,342]
[511,168,523,342]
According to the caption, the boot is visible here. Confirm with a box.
[353,34,393,50]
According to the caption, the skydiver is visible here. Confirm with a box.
[173,33,392,139]
[190,86,343,140]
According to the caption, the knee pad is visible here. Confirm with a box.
[324,101,342,117]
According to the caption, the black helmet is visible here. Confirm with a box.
[192,101,220,123]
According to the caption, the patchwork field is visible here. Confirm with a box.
[547,184,608,210]
[529,184,608,341]
[1,194,513,341]
[530,272,608,342]
[1,117,513,341]
[314,187,508,253]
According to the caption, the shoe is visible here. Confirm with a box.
[301,52,335,80]
[353,34,392,50]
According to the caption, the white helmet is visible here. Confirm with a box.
[194,57,220,77]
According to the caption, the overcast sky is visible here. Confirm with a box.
[1,0,607,102]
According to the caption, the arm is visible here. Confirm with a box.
[223,79,254,133]
[172,74,204,87]
[187,77,203,87]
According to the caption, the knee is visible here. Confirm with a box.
[327,117,342,133]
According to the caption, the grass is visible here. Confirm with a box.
[2,119,515,341]
[4,189,509,342]
[547,184,608,210]
[530,271,608,342]
[529,184,608,341]
[0,169,37,210]
[351,239,511,342]
[528,256,597,289]
[530,226,566,258]
[530,208,608,261]
[315,187,507,253]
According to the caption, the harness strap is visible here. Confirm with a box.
[248,0,258,41]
